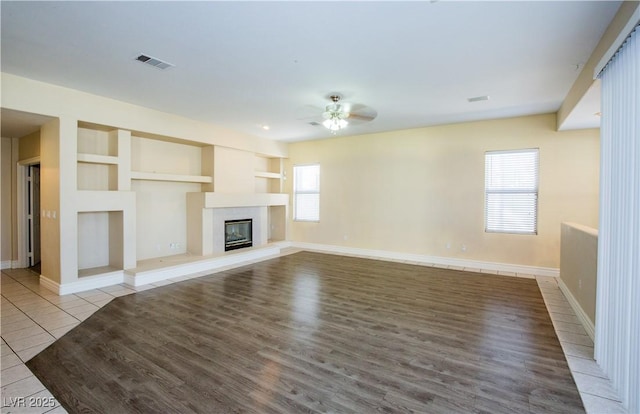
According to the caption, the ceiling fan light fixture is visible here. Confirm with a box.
[321,94,349,132]
[322,115,348,131]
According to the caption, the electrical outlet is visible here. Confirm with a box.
[461,244,467,252]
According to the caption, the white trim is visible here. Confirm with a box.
[558,278,595,341]
[270,240,293,249]
[18,156,41,166]
[291,242,559,277]
[594,8,640,79]
[39,276,60,294]
[1,260,12,270]
[41,271,125,295]
[36,241,557,295]
[38,245,284,295]
[16,164,28,269]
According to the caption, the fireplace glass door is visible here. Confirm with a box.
[225,219,253,251]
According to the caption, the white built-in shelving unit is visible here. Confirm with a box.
[72,122,287,290]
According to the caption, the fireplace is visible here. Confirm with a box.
[225,219,253,251]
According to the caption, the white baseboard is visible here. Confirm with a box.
[291,242,559,277]
[35,242,558,295]
[2,260,31,270]
[39,246,283,295]
[39,276,60,294]
[270,240,293,249]
[558,278,595,340]
[41,271,125,296]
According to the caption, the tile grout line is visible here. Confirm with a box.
[2,292,79,336]
[1,295,56,360]
[2,272,69,413]
[535,277,627,413]
[1,271,112,363]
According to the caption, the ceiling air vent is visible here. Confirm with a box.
[309,121,321,126]
[135,54,174,70]
[467,95,490,103]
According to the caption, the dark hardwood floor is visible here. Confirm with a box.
[27,252,584,413]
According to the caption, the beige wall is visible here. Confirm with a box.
[130,136,202,261]
[285,113,599,269]
[1,137,13,265]
[213,146,255,193]
[18,130,40,160]
[39,119,62,282]
[560,222,598,326]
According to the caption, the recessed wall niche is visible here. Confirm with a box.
[77,211,124,277]
[77,126,119,191]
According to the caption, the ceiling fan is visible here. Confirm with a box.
[299,94,377,133]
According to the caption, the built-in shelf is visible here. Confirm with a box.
[254,171,282,179]
[130,171,213,184]
[77,153,119,165]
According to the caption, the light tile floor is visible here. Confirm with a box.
[0,251,627,414]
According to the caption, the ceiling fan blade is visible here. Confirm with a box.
[347,113,376,121]
[346,103,377,124]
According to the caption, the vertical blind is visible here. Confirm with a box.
[595,24,640,414]
[485,149,539,234]
[293,164,320,221]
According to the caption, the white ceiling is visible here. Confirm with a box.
[0,1,620,142]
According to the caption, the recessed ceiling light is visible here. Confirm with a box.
[257,124,270,130]
[468,95,490,103]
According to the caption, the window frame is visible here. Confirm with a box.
[293,163,320,222]
[484,148,539,235]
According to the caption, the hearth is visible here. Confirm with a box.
[225,219,253,251]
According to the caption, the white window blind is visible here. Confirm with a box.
[485,149,539,234]
[293,164,320,221]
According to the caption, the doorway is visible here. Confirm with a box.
[17,158,41,271]
[27,164,41,272]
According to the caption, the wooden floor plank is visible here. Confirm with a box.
[26,251,584,413]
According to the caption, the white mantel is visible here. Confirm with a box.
[186,193,289,256]
[196,192,288,209]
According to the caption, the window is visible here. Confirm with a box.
[485,149,539,234]
[293,164,320,221]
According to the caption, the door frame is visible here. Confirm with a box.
[17,156,40,269]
